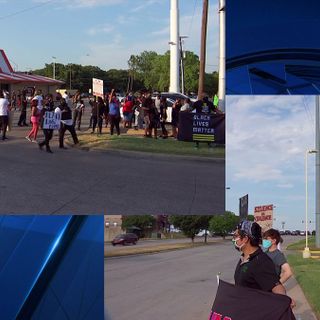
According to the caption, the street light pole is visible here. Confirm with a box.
[52,56,56,80]
[316,96,320,248]
[179,36,188,95]
[303,149,317,258]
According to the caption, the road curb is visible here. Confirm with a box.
[66,139,224,163]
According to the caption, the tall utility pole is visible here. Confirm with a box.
[169,0,180,93]
[52,56,56,80]
[198,0,209,98]
[179,36,188,95]
[218,0,225,112]
[316,96,320,248]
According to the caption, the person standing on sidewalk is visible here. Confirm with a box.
[232,220,295,308]
[55,99,79,149]
[108,90,121,136]
[262,229,293,284]
[73,99,85,131]
[0,91,9,140]
[18,91,28,127]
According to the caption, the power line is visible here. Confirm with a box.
[0,0,56,20]
[302,95,314,129]
[188,0,198,37]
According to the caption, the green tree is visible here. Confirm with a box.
[169,215,212,243]
[121,215,155,234]
[209,212,239,239]
[247,214,255,222]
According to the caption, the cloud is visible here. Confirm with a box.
[276,183,294,189]
[234,164,284,183]
[86,24,114,36]
[131,0,165,13]
[227,95,315,186]
[34,0,125,8]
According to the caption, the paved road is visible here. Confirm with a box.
[0,110,224,214]
[105,236,317,320]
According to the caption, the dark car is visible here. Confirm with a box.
[111,233,138,246]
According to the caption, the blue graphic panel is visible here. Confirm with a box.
[0,215,103,320]
[226,0,320,94]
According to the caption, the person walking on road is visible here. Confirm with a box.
[38,94,55,153]
[262,229,293,284]
[26,99,40,142]
[55,99,79,149]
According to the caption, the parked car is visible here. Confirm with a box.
[196,230,212,237]
[111,233,138,246]
[284,230,291,235]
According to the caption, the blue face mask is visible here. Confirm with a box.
[262,239,272,250]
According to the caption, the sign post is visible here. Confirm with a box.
[92,78,104,98]
[239,194,248,221]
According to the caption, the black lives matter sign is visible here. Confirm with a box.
[192,114,215,142]
[178,112,224,143]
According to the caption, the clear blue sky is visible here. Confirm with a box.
[0,0,218,72]
[226,95,317,231]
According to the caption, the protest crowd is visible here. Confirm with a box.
[0,87,223,150]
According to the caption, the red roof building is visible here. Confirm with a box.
[0,49,64,94]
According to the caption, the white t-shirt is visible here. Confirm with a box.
[55,106,73,126]
[32,95,43,110]
[62,93,69,103]
[0,98,9,116]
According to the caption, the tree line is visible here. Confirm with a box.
[32,50,218,95]
[121,213,255,243]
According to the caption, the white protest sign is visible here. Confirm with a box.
[92,78,104,97]
[43,111,61,130]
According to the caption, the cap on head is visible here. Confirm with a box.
[237,220,262,243]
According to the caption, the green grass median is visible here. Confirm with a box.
[287,254,320,319]
[287,236,320,318]
[105,241,216,258]
[287,236,317,250]
[76,133,225,158]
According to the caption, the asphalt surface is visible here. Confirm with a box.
[0,109,224,214]
[105,236,317,320]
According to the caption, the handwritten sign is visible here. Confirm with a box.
[43,111,61,130]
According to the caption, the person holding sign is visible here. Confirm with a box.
[38,94,55,153]
[232,220,295,307]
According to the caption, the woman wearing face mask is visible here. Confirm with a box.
[233,220,290,297]
[262,229,293,284]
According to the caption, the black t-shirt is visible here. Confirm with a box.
[142,96,153,115]
[193,99,215,113]
[234,247,280,292]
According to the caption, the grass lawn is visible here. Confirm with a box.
[287,253,320,319]
[287,236,317,251]
[76,133,225,158]
[105,241,215,258]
